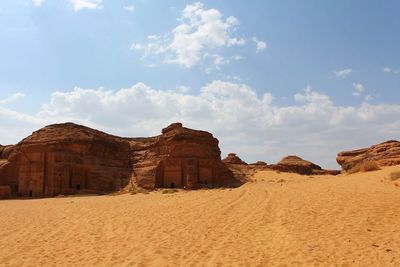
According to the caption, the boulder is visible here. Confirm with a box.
[269,155,340,175]
[337,140,400,171]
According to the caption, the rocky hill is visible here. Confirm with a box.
[268,155,340,175]
[337,140,400,171]
[0,122,241,198]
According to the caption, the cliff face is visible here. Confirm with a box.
[0,145,18,199]
[222,153,250,183]
[0,123,131,198]
[0,122,240,198]
[130,123,237,189]
[337,140,400,171]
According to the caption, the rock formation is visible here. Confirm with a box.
[0,123,131,198]
[269,155,340,175]
[223,153,248,165]
[130,123,238,189]
[249,161,268,167]
[222,153,250,183]
[337,140,400,171]
[0,122,240,198]
[0,145,18,198]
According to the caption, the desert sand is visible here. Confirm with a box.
[1,166,400,266]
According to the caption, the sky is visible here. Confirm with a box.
[0,0,399,168]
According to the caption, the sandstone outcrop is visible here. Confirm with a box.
[248,161,269,172]
[130,123,238,189]
[0,185,11,199]
[222,153,250,183]
[222,153,248,165]
[337,140,400,171]
[0,122,240,198]
[1,123,131,198]
[269,155,340,175]
[249,161,268,167]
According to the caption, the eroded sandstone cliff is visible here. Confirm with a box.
[0,122,240,198]
[337,140,400,171]
[129,123,238,189]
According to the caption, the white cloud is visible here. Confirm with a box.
[176,85,190,93]
[211,54,229,70]
[147,35,160,40]
[123,5,135,12]
[226,75,241,81]
[1,82,400,169]
[32,0,45,7]
[383,67,392,73]
[0,106,44,145]
[252,37,267,53]
[383,67,400,74]
[364,95,373,101]
[132,2,245,69]
[335,68,352,79]
[69,0,103,11]
[145,63,157,68]
[130,43,142,50]
[233,55,245,61]
[0,93,26,105]
[352,83,365,96]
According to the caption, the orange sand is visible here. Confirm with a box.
[1,166,400,266]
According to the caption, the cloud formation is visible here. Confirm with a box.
[0,93,26,105]
[352,83,365,96]
[383,67,400,74]
[32,0,45,7]
[1,81,399,169]
[335,68,352,79]
[131,2,245,69]
[252,37,267,53]
[69,0,103,11]
[123,5,135,12]
[383,67,392,73]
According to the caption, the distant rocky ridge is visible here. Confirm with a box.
[1,121,398,200]
[222,153,340,179]
[337,140,400,171]
[268,156,341,175]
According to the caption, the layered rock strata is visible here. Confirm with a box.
[0,122,240,198]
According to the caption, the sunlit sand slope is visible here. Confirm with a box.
[1,166,399,266]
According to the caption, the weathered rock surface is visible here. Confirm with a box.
[0,185,11,199]
[222,153,250,183]
[337,140,400,171]
[1,123,132,198]
[269,155,340,175]
[223,153,248,165]
[0,122,240,198]
[130,123,239,189]
[0,144,18,197]
[249,161,268,167]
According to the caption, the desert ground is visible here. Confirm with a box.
[1,166,400,267]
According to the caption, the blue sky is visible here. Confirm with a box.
[0,0,399,168]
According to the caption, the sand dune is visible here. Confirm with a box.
[1,166,400,266]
